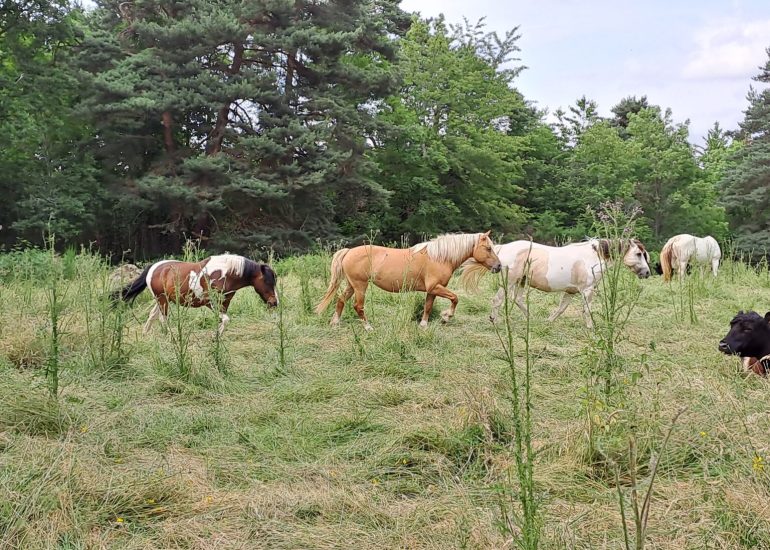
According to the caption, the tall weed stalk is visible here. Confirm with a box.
[43,233,68,398]
[492,260,541,549]
[615,409,685,550]
[207,285,230,374]
[82,256,130,372]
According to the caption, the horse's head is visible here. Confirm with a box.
[622,239,651,278]
[472,231,502,273]
[250,264,279,308]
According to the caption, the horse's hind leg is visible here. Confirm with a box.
[331,286,354,326]
[580,288,595,328]
[351,282,372,331]
[548,292,573,322]
[712,258,719,277]
[143,298,168,334]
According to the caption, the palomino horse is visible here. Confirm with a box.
[659,234,721,281]
[462,239,651,327]
[112,254,278,335]
[315,232,502,330]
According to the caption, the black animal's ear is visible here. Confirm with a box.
[260,264,267,275]
[764,311,770,323]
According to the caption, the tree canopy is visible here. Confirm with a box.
[0,1,763,258]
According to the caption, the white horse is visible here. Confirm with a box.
[659,234,721,281]
[461,239,651,327]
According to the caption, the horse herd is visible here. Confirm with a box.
[112,231,763,375]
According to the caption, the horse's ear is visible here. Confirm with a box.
[482,230,491,239]
[764,311,770,323]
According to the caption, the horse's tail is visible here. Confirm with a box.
[110,264,152,305]
[315,248,350,314]
[460,259,492,292]
[660,241,674,282]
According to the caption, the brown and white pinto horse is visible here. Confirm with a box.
[315,232,502,330]
[113,254,278,335]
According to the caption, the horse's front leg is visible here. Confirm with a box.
[214,296,233,336]
[711,258,719,277]
[580,288,595,328]
[420,294,436,328]
[490,284,514,322]
[428,284,458,324]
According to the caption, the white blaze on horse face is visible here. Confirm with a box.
[146,260,176,297]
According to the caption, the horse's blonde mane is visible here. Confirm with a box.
[205,254,246,277]
[411,233,483,264]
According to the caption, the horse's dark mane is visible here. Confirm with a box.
[243,259,276,288]
[243,258,259,280]
[261,264,277,288]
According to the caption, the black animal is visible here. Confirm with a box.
[719,310,770,375]
[653,261,692,276]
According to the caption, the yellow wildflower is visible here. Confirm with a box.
[146,499,156,505]
[371,478,380,485]
[699,431,707,438]
[79,425,88,433]
[753,455,764,473]
[115,517,124,524]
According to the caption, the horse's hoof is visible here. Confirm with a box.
[419,321,428,329]
[364,324,373,331]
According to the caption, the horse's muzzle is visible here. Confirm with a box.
[638,269,651,279]
[718,340,731,354]
[490,262,502,274]
[267,299,279,308]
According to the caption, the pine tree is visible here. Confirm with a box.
[720,48,770,255]
[76,0,408,255]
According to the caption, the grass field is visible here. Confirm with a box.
[1,248,769,549]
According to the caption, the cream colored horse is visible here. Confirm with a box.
[315,232,501,330]
[462,239,651,327]
[659,234,720,281]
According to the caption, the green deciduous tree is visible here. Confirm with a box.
[0,1,99,243]
[373,17,545,240]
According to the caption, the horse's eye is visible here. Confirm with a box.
[636,252,642,257]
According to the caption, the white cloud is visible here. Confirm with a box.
[683,19,770,80]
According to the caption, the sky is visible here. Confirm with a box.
[400,0,770,144]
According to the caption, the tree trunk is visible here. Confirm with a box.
[207,42,244,155]
[162,111,175,154]
[285,48,297,108]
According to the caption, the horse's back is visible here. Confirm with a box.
[499,240,599,292]
[693,235,720,262]
[342,244,425,283]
